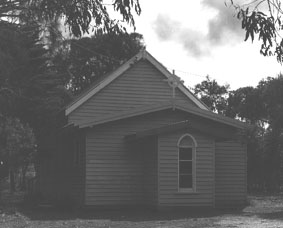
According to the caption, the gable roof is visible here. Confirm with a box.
[65,49,208,116]
[78,101,248,129]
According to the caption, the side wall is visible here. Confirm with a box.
[158,130,215,207]
[215,141,247,208]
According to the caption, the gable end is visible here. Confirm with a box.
[65,50,208,116]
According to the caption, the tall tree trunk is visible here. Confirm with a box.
[0,179,2,201]
[21,165,28,191]
[9,168,15,193]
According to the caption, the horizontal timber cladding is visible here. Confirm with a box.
[85,110,188,206]
[215,141,247,208]
[69,59,196,126]
[158,130,215,207]
[140,136,158,206]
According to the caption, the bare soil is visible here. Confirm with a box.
[1,194,283,228]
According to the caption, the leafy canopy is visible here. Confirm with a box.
[229,0,283,62]
[194,75,230,115]
[0,21,71,140]
[194,73,283,191]
[0,116,36,181]
[55,32,145,95]
[0,0,141,37]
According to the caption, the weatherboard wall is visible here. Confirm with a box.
[68,59,196,126]
[84,110,187,206]
[215,141,247,208]
[158,130,215,207]
[140,136,158,206]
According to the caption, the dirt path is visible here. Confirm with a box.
[1,195,283,228]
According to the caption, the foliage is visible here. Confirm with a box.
[35,0,141,37]
[229,0,283,62]
[194,76,230,115]
[0,15,70,191]
[226,86,266,125]
[0,116,36,191]
[246,125,265,192]
[0,0,141,37]
[0,0,143,193]
[0,117,36,168]
[259,75,283,127]
[56,32,145,95]
[260,75,283,191]
[194,74,283,192]
[0,22,71,136]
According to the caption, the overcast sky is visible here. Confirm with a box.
[129,0,282,90]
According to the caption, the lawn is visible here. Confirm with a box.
[1,195,283,228]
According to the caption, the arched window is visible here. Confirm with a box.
[177,134,197,191]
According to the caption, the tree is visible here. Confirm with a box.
[246,125,265,192]
[0,117,36,192]
[226,86,266,125]
[56,32,145,95]
[259,75,283,128]
[0,0,143,195]
[0,20,71,194]
[222,84,268,191]
[193,76,230,115]
[1,0,141,37]
[194,74,283,192]
[229,0,283,62]
[0,22,71,134]
[33,0,141,37]
[259,75,283,191]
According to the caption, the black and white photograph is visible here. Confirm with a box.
[1,0,283,227]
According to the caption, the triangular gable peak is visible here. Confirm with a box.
[65,50,208,116]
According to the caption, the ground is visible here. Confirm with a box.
[1,194,283,228]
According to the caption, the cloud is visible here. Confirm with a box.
[202,0,243,44]
[179,29,208,57]
[152,0,244,58]
[152,14,181,41]
[152,14,208,57]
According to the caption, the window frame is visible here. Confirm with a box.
[177,134,197,193]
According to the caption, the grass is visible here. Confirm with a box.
[2,194,283,227]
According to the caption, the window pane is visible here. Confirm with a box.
[179,174,192,188]
[179,147,192,160]
[179,136,194,147]
[179,161,192,174]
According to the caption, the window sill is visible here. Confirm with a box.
[175,190,199,195]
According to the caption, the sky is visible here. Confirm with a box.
[127,0,282,90]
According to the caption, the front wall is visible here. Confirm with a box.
[158,130,215,207]
[69,60,196,126]
[84,110,246,208]
[85,110,188,206]
[140,137,158,206]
